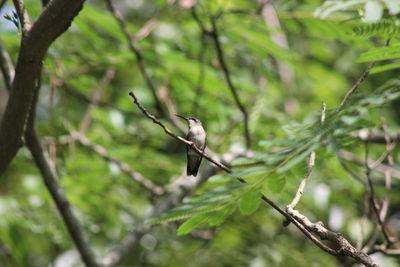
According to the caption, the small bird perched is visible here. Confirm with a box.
[175,114,206,177]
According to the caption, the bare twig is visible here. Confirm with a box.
[352,129,400,144]
[338,156,366,185]
[134,17,159,41]
[288,151,315,209]
[283,102,326,228]
[287,102,325,209]
[364,144,392,245]
[335,39,389,114]
[379,122,394,227]
[338,150,400,180]
[335,62,375,113]
[105,0,165,117]
[129,91,231,172]
[372,244,400,256]
[68,130,165,196]
[209,17,252,149]
[128,91,378,266]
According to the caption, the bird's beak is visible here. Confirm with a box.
[175,114,188,121]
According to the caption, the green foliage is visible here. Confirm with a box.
[149,83,400,234]
[2,0,400,266]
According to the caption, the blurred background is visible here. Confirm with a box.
[1,0,400,266]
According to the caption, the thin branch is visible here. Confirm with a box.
[335,62,375,113]
[364,144,392,245]
[105,0,165,117]
[287,102,325,209]
[371,244,400,256]
[288,151,315,208]
[380,122,394,225]
[209,16,252,149]
[287,207,378,267]
[68,130,165,196]
[128,91,378,266]
[352,129,400,144]
[25,128,99,267]
[338,156,366,185]
[129,91,231,172]
[134,17,159,41]
[335,39,389,114]
[338,150,400,180]
[12,0,32,34]
[283,102,326,229]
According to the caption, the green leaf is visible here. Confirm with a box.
[370,62,400,74]
[353,18,400,37]
[229,166,270,179]
[183,184,245,204]
[207,204,236,227]
[265,175,286,193]
[238,186,262,216]
[357,44,400,63]
[177,214,209,236]
[176,203,237,236]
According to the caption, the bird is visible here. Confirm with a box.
[175,114,206,177]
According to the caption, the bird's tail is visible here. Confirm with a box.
[187,155,202,177]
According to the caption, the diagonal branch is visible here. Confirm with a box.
[335,62,374,113]
[68,130,165,196]
[25,128,100,267]
[0,0,86,174]
[128,91,379,266]
[287,102,325,210]
[335,39,389,114]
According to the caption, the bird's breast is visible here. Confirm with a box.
[188,126,206,148]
